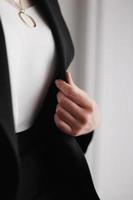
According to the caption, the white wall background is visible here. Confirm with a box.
[58,0,133,200]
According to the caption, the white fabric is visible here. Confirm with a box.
[0,0,56,133]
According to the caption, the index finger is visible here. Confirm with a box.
[55,80,92,109]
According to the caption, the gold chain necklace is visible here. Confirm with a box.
[14,0,37,28]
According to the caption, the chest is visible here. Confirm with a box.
[0,1,57,133]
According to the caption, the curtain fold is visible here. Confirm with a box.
[59,1,133,200]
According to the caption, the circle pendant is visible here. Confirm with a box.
[18,10,36,28]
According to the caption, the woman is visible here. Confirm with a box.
[0,0,100,199]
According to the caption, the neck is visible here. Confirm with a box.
[6,0,34,9]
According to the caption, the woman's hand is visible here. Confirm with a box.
[54,71,100,137]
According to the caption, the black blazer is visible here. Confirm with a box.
[0,0,99,199]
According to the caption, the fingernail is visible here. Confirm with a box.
[55,80,61,87]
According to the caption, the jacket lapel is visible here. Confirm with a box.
[0,0,74,155]
[0,21,19,157]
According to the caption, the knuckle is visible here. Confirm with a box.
[90,100,97,111]
[57,91,61,101]
[88,118,93,129]
[81,113,94,129]
[80,112,90,125]
[85,99,95,111]
[67,87,75,96]
[81,115,88,125]
[59,96,66,106]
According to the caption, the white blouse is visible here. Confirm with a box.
[0,1,56,133]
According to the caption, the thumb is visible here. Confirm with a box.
[66,71,75,86]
